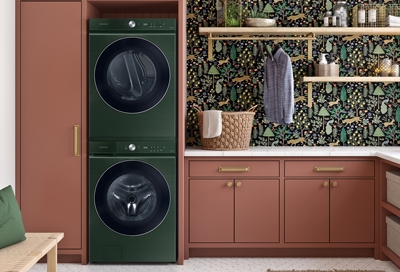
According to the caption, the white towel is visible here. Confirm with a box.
[386,15,400,26]
[202,110,222,138]
[387,15,400,24]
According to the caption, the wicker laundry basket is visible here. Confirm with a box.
[196,106,256,150]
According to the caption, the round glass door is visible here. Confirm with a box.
[94,160,170,236]
[95,37,170,114]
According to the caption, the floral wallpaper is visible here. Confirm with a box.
[186,0,400,147]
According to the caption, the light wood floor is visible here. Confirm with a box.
[31,257,400,272]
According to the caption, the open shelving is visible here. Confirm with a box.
[198,27,400,107]
[379,159,400,269]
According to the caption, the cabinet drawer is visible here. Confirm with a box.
[189,160,279,177]
[285,160,374,177]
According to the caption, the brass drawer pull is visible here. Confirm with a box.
[218,166,250,172]
[74,125,80,157]
[314,167,345,172]
[227,181,233,187]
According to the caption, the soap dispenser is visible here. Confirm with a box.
[318,53,328,76]
[319,53,328,64]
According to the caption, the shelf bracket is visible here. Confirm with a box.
[208,33,213,61]
[307,82,312,108]
[307,33,314,108]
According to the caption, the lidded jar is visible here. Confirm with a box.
[333,1,348,27]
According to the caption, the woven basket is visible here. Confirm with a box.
[196,108,255,151]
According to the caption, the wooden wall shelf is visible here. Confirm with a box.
[198,27,400,37]
[302,76,400,83]
[199,27,400,108]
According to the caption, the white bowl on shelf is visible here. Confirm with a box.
[245,18,276,27]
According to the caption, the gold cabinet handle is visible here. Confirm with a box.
[332,181,338,187]
[236,181,242,187]
[74,125,80,157]
[323,181,329,187]
[314,167,345,172]
[219,166,250,172]
[227,181,233,187]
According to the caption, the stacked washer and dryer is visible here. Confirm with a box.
[88,18,177,263]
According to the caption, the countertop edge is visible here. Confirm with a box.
[184,146,400,166]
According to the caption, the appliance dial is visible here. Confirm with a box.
[128,21,136,28]
[128,144,136,151]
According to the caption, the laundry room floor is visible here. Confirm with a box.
[31,257,400,272]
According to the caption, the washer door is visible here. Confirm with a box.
[94,160,170,236]
[95,37,170,114]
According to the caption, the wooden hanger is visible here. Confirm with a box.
[258,42,274,61]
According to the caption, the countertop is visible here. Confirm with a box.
[185,146,400,165]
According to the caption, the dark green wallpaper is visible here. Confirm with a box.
[186,0,400,147]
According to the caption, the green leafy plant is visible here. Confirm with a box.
[246,6,268,18]
[226,1,240,26]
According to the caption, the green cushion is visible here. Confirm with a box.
[0,185,26,249]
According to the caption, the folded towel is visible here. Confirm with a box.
[386,22,400,27]
[202,110,222,138]
[387,15,400,24]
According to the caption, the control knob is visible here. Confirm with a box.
[128,21,136,28]
[128,144,136,151]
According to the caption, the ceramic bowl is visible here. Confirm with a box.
[245,18,276,27]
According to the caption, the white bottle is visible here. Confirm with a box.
[320,53,328,64]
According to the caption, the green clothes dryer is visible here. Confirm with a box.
[89,141,176,262]
[89,18,176,141]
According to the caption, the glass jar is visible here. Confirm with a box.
[358,4,366,27]
[324,11,332,27]
[333,1,348,27]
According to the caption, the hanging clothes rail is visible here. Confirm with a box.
[204,32,316,61]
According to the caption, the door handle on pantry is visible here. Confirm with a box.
[218,166,250,172]
[314,167,345,172]
[332,181,338,187]
[74,125,80,157]
[236,181,242,187]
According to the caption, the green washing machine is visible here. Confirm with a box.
[89,18,176,141]
[89,141,176,262]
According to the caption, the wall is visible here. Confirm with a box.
[186,0,400,147]
[0,0,15,190]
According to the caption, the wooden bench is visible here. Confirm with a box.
[0,232,63,272]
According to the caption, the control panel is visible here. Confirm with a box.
[89,141,175,155]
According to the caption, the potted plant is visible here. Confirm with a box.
[217,0,242,27]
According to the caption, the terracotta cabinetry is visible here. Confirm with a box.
[187,160,280,244]
[185,156,378,260]
[17,1,85,263]
[285,160,375,243]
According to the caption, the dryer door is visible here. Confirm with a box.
[94,160,170,236]
[94,37,170,114]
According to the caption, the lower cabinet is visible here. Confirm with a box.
[185,157,378,259]
[187,159,280,244]
[285,179,375,243]
[189,179,279,243]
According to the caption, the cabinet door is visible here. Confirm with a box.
[285,179,329,242]
[235,179,279,242]
[189,179,234,242]
[330,179,374,242]
[20,2,81,249]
